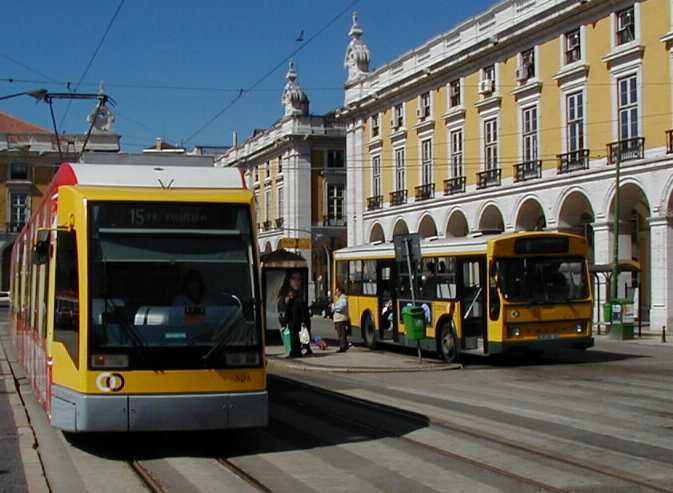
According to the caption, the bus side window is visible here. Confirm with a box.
[53,230,79,367]
[489,262,501,321]
[362,260,377,295]
[348,260,363,296]
[435,257,457,299]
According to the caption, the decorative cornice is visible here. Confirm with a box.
[553,63,589,83]
[511,80,542,99]
[601,43,644,65]
[474,95,502,112]
[414,118,435,133]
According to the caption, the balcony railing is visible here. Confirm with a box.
[513,160,542,182]
[476,168,501,189]
[557,149,590,174]
[607,137,645,164]
[262,220,272,231]
[323,216,346,227]
[444,176,466,195]
[7,222,25,233]
[367,195,383,211]
[667,130,673,154]
[389,189,408,206]
[414,183,435,201]
[275,217,284,229]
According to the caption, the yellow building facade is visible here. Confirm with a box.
[339,1,673,330]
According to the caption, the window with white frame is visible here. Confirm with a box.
[482,65,495,82]
[522,106,538,162]
[372,155,381,197]
[394,147,405,191]
[566,92,584,152]
[449,79,461,108]
[618,74,638,140]
[265,188,271,221]
[518,48,535,82]
[9,191,29,231]
[450,129,463,177]
[393,103,404,129]
[421,139,432,185]
[371,113,380,138]
[484,118,498,170]
[327,184,344,221]
[480,65,496,95]
[419,92,431,119]
[277,187,284,219]
[9,162,29,181]
[564,28,581,64]
[616,6,635,46]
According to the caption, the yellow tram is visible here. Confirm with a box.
[334,232,593,361]
[10,162,267,432]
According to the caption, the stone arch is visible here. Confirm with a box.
[369,222,385,244]
[557,189,595,234]
[514,197,547,231]
[417,214,438,239]
[445,209,469,238]
[392,218,410,238]
[477,203,505,233]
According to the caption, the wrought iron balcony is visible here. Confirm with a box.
[323,216,346,227]
[557,149,590,174]
[262,220,272,231]
[414,183,435,201]
[607,137,645,164]
[367,195,383,211]
[275,217,284,229]
[444,176,466,195]
[667,130,673,154]
[476,168,501,189]
[389,189,408,206]
[513,160,542,182]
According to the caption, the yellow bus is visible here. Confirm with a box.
[10,162,267,432]
[334,232,593,361]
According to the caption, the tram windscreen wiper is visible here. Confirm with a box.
[202,295,245,364]
[104,302,150,354]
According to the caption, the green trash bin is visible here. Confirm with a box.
[610,299,634,340]
[402,305,426,341]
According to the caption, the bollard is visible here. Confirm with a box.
[663,325,667,343]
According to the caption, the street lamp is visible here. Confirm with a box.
[612,149,621,302]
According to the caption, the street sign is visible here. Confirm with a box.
[393,233,421,268]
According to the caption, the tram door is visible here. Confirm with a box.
[377,260,397,341]
[458,256,487,351]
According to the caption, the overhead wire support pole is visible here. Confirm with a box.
[47,99,63,162]
[611,145,621,302]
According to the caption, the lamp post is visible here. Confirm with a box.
[611,147,621,302]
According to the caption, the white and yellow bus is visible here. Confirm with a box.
[334,232,593,361]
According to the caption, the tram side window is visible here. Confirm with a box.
[435,257,457,300]
[53,231,79,367]
[336,261,349,294]
[349,260,363,296]
[362,260,377,295]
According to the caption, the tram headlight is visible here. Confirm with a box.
[509,327,521,338]
[91,354,129,369]
[575,324,583,333]
[225,352,260,367]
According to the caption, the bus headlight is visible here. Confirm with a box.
[575,324,583,333]
[509,327,521,337]
[225,352,260,367]
[91,354,129,369]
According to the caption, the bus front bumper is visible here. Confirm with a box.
[489,336,594,354]
[51,385,268,432]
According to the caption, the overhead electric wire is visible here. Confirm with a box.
[59,0,125,128]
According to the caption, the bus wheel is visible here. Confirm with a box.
[362,314,377,350]
[437,322,459,363]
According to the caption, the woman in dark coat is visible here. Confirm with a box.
[284,288,312,357]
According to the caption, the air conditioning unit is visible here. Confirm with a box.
[516,67,528,82]
[479,79,494,95]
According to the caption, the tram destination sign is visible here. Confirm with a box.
[94,202,241,230]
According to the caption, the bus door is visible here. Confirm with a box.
[377,260,397,341]
[458,256,487,351]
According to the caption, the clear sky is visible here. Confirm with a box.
[1,0,495,151]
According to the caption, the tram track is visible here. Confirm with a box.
[269,373,673,493]
[130,460,168,493]
[216,457,273,492]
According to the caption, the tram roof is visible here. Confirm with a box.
[52,162,245,190]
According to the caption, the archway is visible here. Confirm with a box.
[369,223,385,244]
[515,198,546,231]
[558,190,595,260]
[417,215,438,239]
[477,204,504,233]
[392,218,409,238]
[446,210,469,238]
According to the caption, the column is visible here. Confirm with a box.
[346,120,357,246]
[649,216,673,331]
[353,118,365,245]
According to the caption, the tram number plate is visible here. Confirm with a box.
[538,333,560,340]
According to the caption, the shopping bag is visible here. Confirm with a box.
[299,324,310,345]
[280,326,292,354]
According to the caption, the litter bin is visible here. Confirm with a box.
[609,299,634,340]
[402,305,426,341]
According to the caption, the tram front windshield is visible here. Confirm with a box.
[87,202,261,370]
[496,256,589,304]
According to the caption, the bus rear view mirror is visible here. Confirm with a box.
[32,229,50,265]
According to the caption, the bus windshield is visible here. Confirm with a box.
[496,256,588,304]
[87,202,261,370]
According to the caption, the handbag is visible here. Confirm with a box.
[299,324,310,345]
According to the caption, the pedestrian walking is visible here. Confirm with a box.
[285,288,312,357]
[332,285,350,352]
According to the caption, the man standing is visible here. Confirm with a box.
[332,285,349,353]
